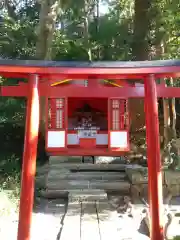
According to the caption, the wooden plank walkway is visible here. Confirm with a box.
[59,190,121,240]
[96,200,120,240]
[30,191,153,240]
[31,199,66,240]
[81,201,100,240]
[58,190,152,240]
[60,201,81,240]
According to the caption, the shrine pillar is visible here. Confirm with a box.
[144,74,164,240]
[17,74,40,240]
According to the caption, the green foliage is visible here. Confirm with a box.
[0,0,179,62]
[173,237,180,240]
[0,0,180,196]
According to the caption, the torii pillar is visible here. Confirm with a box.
[144,74,164,240]
[17,74,40,240]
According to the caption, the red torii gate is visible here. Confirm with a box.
[1,59,180,240]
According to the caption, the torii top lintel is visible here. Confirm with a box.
[2,59,180,98]
[1,59,180,78]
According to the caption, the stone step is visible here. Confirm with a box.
[36,164,49,175]
[35,176,47,188]
[48,163,127,171]
[94,156,126,164]
[49,156,127,164]
[164,170,180,185]
[68,189,107,201]
[47,180,130,191]
[49,156,83,164]
[47,172,126,181]
[125,165,165,184]
[40,190,69,199]
[40,189,107,200]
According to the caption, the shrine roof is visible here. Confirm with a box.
[1,59,180,68]
[1,59,180,76]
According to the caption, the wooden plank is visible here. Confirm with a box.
[60,201,81,240]
[81,201,100,240]
[48,163,127,171]
[45,199,66,216]
[47,180,130,191]
[96,200,144,240]
[31,199,65,240]
[96,200,120,240]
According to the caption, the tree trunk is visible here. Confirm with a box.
[84,0,92,61]
[36,0,61,136]
[4,0,17,19]
[130,0,152,137]
[155,40,176,145]
[132,0,151,61]
[94,0,100,59]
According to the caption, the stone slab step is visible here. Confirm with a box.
[69,189,107,201]
[47,172,126,181]
[126,165,165,184]
[94,156,126,164]
[48,168,71,175]
[40,189,107,200]
[49,156,82,164]
[35,177,47,188]
[164,170,180,185]
[40,190,69,199]
[36,163,49,175]
[48,163,127,171]
[47,180,130,191]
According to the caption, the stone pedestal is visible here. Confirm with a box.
[126,165,168,199]
[164,170,180,196]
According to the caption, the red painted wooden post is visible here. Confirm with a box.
[144,77,151,204]
[17,74,40,240]
[144,74,164,240]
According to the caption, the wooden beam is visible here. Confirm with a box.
[1,82,180,98]
[1,85,28,96]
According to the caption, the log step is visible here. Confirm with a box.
[47,180,130,191]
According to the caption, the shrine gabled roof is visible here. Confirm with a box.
[0,59,180,68]
[1,59,180,76]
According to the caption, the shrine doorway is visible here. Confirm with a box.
[68,98,108,132]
